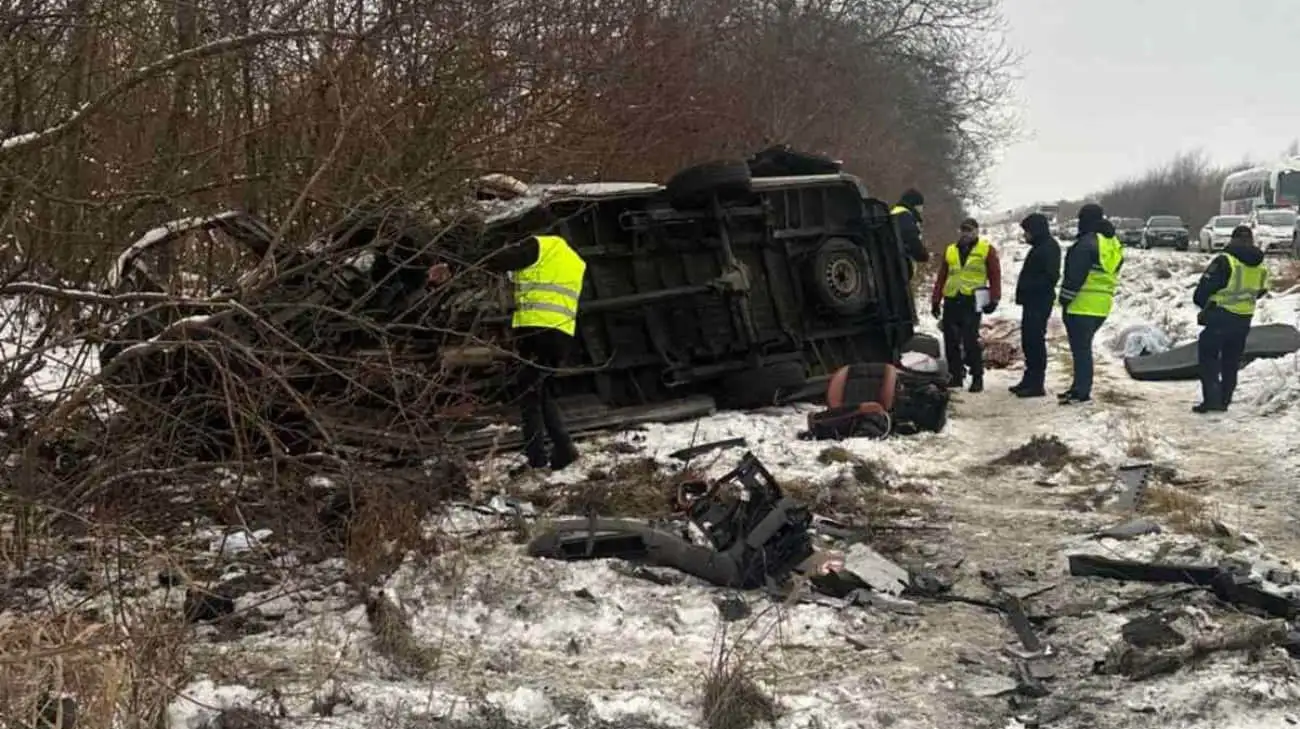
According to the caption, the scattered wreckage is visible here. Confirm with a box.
[520,451,1299,715]
[92,147,935,457]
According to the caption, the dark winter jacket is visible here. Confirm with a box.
[1059,205,1124,309]
[893,205,930,270]
[1015,213,1061,309]
[1193,239,1267,324]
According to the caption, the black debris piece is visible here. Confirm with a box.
[716,594,752,622]
[184,586,236,623]
[669,437,747,462]
[1121,614,1186,649]
[1068,553,1221,586]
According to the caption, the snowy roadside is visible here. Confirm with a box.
[3,245,1299,729]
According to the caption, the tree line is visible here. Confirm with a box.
[0,0,1018,278]
[1052,142,1300,226]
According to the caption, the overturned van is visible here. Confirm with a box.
[97,153,916,455]
[452,162,916,410]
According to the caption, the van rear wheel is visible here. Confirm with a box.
[810,237,872,316]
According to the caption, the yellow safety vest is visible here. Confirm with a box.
[1066,233,1123,318]
[512,235,586,335]
[942,238,991,298]
[1210,253,1268,317]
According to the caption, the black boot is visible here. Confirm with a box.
[1015,386,1047,398]
[968,375,984,393]
[1191,402,1225,414]
[1008,381,1027,394]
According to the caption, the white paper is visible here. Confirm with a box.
[974,287,991,310]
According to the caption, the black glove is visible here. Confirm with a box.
[982,300,999,315]
[931,303,942,319]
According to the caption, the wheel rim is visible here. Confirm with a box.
[825,257,861,299]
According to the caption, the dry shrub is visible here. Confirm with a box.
[1141,484,1211,534]
[700,648,776,729]
[364,592,439,677]
[989,435,1087,471]
[538,457,697,518]
[341,477,446,584]
[0,610,187,729]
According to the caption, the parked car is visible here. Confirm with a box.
[98,155,919,456]
[1139,216,1190,250]
[1111,217,1145,246]
[1245,207,1297,255]
[1197,214,1246,252]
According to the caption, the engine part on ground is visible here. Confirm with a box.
[531,452,814,590]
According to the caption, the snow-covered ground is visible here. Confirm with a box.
[5,240,1300,729]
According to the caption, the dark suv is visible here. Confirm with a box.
[98,154,916,452]
[1139,215,1190,250]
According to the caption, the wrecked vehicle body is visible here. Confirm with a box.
[96,160,915,455]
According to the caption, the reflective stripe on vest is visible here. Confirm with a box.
[1066,234,1123,318]
[1210,254,1268,316]
[512,235,586,335]
[942,238,991,298]
[890,205,908,216]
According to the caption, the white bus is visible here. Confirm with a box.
[1220,159,1300,214]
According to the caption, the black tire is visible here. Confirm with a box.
[665,160,752,209]
[718,361,807,410]
[809,237,872,315]
[1176,241,1188,252]
[747,145,842,177]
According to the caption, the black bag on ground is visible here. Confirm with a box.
[803,404,892,440]
[891,383,949,434]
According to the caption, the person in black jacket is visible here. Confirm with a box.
[1191,225,1268,413]
[1009,213,1061,398]
[892,188,930,279]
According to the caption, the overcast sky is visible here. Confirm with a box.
[987,0,1300,212]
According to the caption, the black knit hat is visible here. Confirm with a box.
[959,217,979,231]
[1231,225,1253,240]
[900,188,924,207]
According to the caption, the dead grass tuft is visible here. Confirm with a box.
[537,457,697,518]
[701,653,776,729]
[1141,484,1213,534]
[342,477,445,584]
[364,592,439,677]
[989,435,1086,471]
[0,609,187,729]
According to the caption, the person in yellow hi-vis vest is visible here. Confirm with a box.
[929,218,1002,392]
[429,233,586,473]
[1057,204,1123,405]
[1191,225,1267,413]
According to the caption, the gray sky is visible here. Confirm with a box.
[988,0,1300,211]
